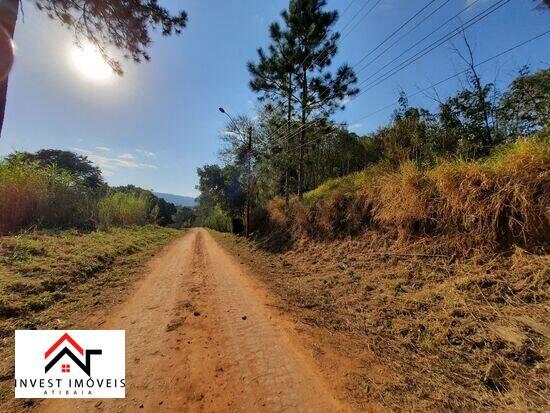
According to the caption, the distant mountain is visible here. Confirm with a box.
[154,192,197,207]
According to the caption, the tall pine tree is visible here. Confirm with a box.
[248,0,358,198]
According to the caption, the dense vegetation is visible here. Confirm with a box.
[195,1,548,242]
[268,134,549,251]
[0,149,194,234]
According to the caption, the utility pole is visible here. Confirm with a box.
[219,107,253,237]
[246,126,252,237]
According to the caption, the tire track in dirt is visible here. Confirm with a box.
[36,228,347,412]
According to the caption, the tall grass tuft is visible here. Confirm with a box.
[0,160,90,234]
[97,192,151,229]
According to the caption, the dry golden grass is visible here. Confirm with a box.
[256,136,550,410]
[267,136,550,253]
[375,161,436,237]
[215,230,550,412]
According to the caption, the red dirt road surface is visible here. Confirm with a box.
[37,228,348,412]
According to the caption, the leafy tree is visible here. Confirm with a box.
[172,206,196,228]
[0,0,188,137]
[6,149,104,188]
[248,21,298,203]
[438,35,501,157]
[196,164,246,232]
[499,67,549,136]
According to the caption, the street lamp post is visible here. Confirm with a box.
[218,107,252,237]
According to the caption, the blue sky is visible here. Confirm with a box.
[1,0,548,196]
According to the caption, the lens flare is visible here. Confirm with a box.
[70,41,114,82]
[0,27,15,82]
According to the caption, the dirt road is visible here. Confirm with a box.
[37,228,346,412]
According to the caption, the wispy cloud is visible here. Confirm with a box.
[135,149,156,158]
[95,146,111,152]
[349,123,363,131]
[118,153,134,160]
[73,148,157,176]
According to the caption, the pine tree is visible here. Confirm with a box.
[249,0,359,198]
[248,21,299,203]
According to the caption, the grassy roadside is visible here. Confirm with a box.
[212,230,549,412]
[0,226,182,406]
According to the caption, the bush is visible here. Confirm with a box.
[200,205,231,232]
[97,192,151,229]
[0,160,91,234]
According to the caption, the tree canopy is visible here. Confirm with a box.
[6,149,104,188]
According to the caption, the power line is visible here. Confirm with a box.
[270,0,436,143]
[354,0,511,94]
[286,29,550,153]
[313,0,383,70]
[355,0,457,73]
[351,0,440,70]
[272,0,512,146]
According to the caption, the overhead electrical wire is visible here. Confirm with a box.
[284,29,550,153]
[269,0,513,147]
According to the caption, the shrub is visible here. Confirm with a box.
[201,205,232,232]
[97,192,151,229]
[0,160,91,234]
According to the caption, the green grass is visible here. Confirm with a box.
[0,226,181,386]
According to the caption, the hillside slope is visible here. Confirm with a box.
[217,136,550,411]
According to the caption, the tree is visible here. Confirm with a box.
[220,114,264,235]
[6,149,104,188]
[0,0,188,137]
[499,67,549,136]
[438,36,501,157]
[248,21,298,203]
[249,0,358,198]
[196,164,246,232]
[172,206,196,228]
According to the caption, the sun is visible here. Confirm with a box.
[70,41,114,82]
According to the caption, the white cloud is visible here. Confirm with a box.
[95,146,111,152]
[73,148,157,176]
[118,153,134,160]
[349,123,363,131]
[135,149,156,158]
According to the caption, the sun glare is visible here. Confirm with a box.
[70,42,114,82]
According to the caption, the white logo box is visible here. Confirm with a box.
[15,330,125,398]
